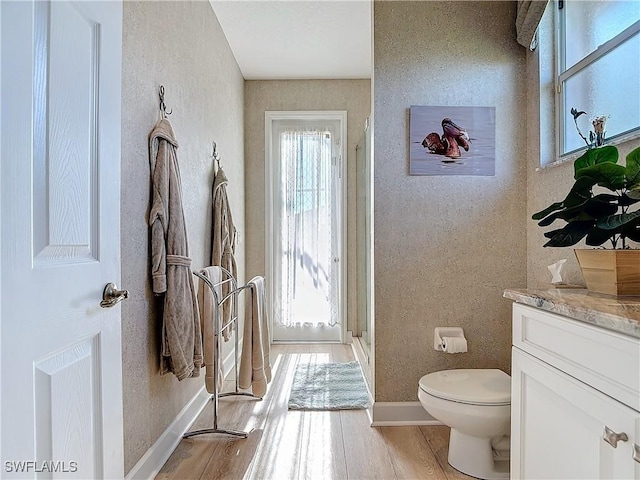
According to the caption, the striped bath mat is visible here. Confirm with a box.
[288,361,370,410]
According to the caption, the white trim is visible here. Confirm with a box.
[352,336,372,396]
[345,330,353,344]
[541,128,640,170]
[368,98,375,399]
[0,1,3,462]
[365,403,374,425]
[554,0,562,163]
[559,21,639,81]
[366,0,375,394]
[125,387,210,480]
[350,337,374,424]
[264,110,348,343]
[555,6,640,157]
[265,111,274,342]
[339,112,348,345]
[371,401,441,427]
[350,343,374,425]
[351,335,367,363]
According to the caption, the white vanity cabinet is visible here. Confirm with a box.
[511,303,640,480]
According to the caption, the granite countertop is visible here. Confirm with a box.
[503,288,640,339]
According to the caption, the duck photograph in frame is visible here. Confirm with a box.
[409,105,495,176]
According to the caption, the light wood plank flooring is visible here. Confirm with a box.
[156,344,471,480]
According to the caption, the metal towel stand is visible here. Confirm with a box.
[183,267,258,439]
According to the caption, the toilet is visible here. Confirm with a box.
[418,369,511,480]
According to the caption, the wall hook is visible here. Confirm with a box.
[158,85,172,118]
[212,141,221,169]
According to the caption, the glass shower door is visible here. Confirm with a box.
[356,118,372,360]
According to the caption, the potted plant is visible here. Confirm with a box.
[532,112,640,295]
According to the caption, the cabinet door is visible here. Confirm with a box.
[512,348,640,480]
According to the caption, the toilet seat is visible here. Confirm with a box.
[419,369,510,406]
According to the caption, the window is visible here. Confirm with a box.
[556,0,640,157]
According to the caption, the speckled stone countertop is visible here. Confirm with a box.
[504,288,640,340]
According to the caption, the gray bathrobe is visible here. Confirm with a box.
[149,118,202,380]
[211,167,237,341]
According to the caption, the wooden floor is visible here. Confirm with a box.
[156,344,472,480]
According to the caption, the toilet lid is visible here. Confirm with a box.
[419,369,511,405]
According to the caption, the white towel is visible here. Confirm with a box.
[197,266,224,394]
[239,276,271,397]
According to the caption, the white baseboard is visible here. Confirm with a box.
[126,347,239,480]
[125,386,210,480]
[371,401,442,427]
[365,404,374,424]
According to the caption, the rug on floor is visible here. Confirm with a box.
[287,361,370,410]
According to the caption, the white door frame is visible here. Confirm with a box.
[265,110,348,343]
[0,1,3,461]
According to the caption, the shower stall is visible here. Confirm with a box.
[354,117,372,376]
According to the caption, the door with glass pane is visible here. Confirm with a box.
[266,112,346,342]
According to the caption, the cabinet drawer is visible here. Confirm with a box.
[513,303,640,412]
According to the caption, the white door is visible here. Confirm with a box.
[266,111,347,343]
[512,348,640,480]
[1,1,124,478]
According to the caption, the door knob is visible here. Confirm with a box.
[633,444,640,464]
[603,426,628,448]
[100,283,129,308]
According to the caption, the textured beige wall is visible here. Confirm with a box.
[373,1,527,402]
[525,44,584,288]
[121,2,244,474]
[244,80,371,333]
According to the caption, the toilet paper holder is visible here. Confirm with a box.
[434,327,465,351]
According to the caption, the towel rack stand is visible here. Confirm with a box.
[183,267,258,439]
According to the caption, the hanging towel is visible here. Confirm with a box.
[239,276,271,398]
[211,167,237,341]
[197,267,225,394]
[149,118,202,380]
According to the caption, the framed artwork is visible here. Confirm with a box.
[409,106,496,176]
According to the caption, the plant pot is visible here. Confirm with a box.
[574,249,640,296]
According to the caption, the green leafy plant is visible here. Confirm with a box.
[532,144,640,248]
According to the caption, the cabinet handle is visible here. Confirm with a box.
[633,444,640,464]
[603,426,628,448]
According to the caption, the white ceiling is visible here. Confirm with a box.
[209,0,372,80]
